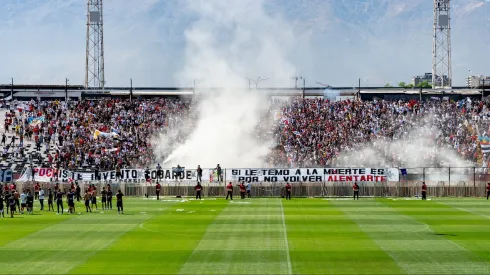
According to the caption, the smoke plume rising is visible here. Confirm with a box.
[153,0,298,168]
[334,114,473,169]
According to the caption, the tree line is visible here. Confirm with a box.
[384,80,431,88]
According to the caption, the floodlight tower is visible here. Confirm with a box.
[432,0,451,89]
[85,0,105,89]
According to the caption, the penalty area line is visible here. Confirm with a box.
[279,200,293,275]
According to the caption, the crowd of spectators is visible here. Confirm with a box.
[271,97,490,168]
[4,98,190,171]
[4,96,490,171]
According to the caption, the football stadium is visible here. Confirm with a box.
[2,0,490,274]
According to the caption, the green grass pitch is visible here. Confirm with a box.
[1,197,490,274]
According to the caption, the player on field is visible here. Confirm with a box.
[486,183,490,200]
[34,182,40,200]
[67,190,76,214]
[226,182,233,200]
[76,182,81,202]
[246,183,252,198]
[195,182,202,200]
[84,190,92,213]
[39,187,45,210]
[155,182,161,200]
[91,185,98,210]
[353,182,360,200]
[101,187,108,210]
[20,190,26,214]
[55,189,65,214]
[107,185,113,210]
[0,194,4,217]
[47,188,54,211]
[116,190,124,214]
[14,190,20,213]
[8,194,15,218]
[285,183,292,200]
[422,182,427,200]
[4,191,10,215]
[26,190,34,214]
[239,182,246,199]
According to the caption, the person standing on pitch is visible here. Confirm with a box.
[107,185,113,210]
[55,189,65,214]
[226,182,233,200]
[14,190,20,213]
[246,182,252,198]
[486,183,490,200]
[239,182,246,199]
[91,186,98,210]
[353,182,360,200]
[48,188,54,211]
[285,183,292,200]
[26,190,34,214]
[101,187,107,210]
[197,165,203,183]
[39,187,45,210]
[0,194,4,217]
[195,182,202,200]
[155,182,161,200]
[76,182,81,202]
[4,191,11,215]
[8,193,15,218]
[84,189,92,213]
[67,190,75,214]
[34,182,40,200]
[116,190,124,214]
[20,189,26,214]
[422,182,427,200]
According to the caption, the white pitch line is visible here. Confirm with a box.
[139,223,158,233]
[279,200,293,275]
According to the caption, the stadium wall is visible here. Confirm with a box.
[10,167,490,198]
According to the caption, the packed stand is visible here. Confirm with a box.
[3,99,191,171]
[271,97,490,168]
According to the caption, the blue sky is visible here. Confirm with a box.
[1,0,489,87]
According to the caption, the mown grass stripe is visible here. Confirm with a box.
[335,199,490,275]
[68,199,226,274]
[178,199,291,275]
[279,200,292,275]
[284,199,403,275]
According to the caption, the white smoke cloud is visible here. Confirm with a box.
[153,0,299,168]
[334,114,474,169]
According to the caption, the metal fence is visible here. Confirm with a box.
[14,180,490,198]
[10,167,490,198]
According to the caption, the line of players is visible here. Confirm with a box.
[0,182,125,218]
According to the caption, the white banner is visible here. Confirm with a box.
[17,168,211,183]
[226,168,399,183]
[17,167,400,183]
[16,167,57,182]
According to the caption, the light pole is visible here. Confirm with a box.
[65,78,69,102]
[248,77,269,89]
[302,77,306,98]
[292,76,304,89]
[130,78,133,102]
[480,75,485,101]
